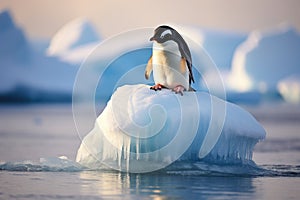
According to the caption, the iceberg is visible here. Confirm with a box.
[47,18,101,64]
[278,74,300,104]
[0,156,83,172]
[0,10,78,102]
[195,27,247,70]
[76,84,266,173]
[0,10,31,63]
[229,24,300,93]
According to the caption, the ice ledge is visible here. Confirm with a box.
[76,84,266,172]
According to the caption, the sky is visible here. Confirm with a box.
[0,0,299,39]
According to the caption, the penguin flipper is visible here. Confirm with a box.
[181,58,195,89]
[180,58,187,73]
[145,56,153,80]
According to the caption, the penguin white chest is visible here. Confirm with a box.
[152,41,189,89]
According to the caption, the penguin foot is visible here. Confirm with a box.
[150,84,165,91]
[172,85,185,96]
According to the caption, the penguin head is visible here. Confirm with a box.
[149,25,190,55]
[150,25,176,44]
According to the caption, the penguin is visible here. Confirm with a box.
[145,25,195,95]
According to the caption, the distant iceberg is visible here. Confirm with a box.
[194,27,247,70]
[47,18,102,64]
[4,11,299,105]
[229,24,300,93]
[278,74,300,104]
[0,10,78,102]
[0,10,31,63]
[76,84,266,173]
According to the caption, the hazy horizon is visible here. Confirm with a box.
[0,0,300,39]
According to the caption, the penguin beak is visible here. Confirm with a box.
[149,36,155,41]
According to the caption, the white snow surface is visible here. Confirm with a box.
[229,24,300,92]
[76,84,266,172]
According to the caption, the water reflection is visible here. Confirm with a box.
[79,171,258,199]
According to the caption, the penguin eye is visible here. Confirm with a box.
[160,30,172,39]
[161,33,171,40]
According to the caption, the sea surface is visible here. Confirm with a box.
[0,103,299,200]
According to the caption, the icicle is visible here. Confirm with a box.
[136,137,140,160]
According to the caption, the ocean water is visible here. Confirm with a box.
[0,103,300,199]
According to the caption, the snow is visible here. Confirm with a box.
[229,24,300,93]
[278,74,300,104]
[76,84,266,172]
